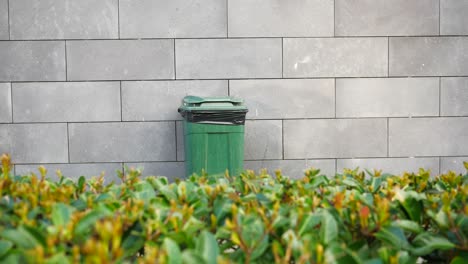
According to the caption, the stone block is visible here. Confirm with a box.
[336,78,439,117]
[13,82,120,122]
[0,83,11,123]
[175,39,282,79]
[176,121,184,161]
[230,79,334,119]
[335,0,438,36]
[441,78,468,116]
[390,37,468,76]
[440,157,468,174]
[441,0,468,35]
[244,120,282,160]
[0,41,65,81]
[69,122,176,162]
[67,40,174,81]
[284,38,388,78]
[284,119,387,159]
[389,117,468,156]
[10,0,118,39]
[228,0,333,37]
[120,0,226,38]
[0,124,68,163]
[0,0,8,39]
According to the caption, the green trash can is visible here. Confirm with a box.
[178,96,248,177]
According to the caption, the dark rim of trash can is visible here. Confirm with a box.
[178,109,248,125]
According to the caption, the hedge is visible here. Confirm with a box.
[0,154,467,263]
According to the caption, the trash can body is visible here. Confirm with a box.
[179,96,248,177]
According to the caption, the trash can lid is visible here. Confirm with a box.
[178,96,248,125]
[179,96,248,112]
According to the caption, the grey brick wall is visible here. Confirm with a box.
[1,0,467,180]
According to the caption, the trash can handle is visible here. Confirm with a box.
[182,96,244,106]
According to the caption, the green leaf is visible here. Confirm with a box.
[391,220,423,234]
[70,196,87,211]
[182,250,205,264]
[375,226,410,250]
[343,177,364,193]
[45,253,70,264]
[428,210,450,229]
[195,231,218,264]
[320,210,338,245]
[182,217,206,236]
[281,230,302,251]
[152,176,169,188]
[0,251,21,264]
[1,226,41,249]
[184,182,198,203]
[251,235,269,261]
[397,250,418,264]
[241,217,266,249]
[310,175,329,188]
[213,197,231,220]
[463,161,468,171]
[51,203,75,227]
[359,193,374,207]
[325,243,363,264]
[21,225,46,248]
[94,193,113,203]
[364,259,383,264]
[74,209,110,237]
[164,238,182,264]
[306,168,321,178]
[159,185,178,201]
[272,215,289,230]
[298,213,321,237]
[121,231,145,258]
[364,169,374,178]
[77,176,86,190]
[134,181,156,203]
[395,190,423,223]
[0,240,13,258]
[458,215,468,236]
[411,232,455,256]
[451,256,468,264]
[370,177,382,193]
